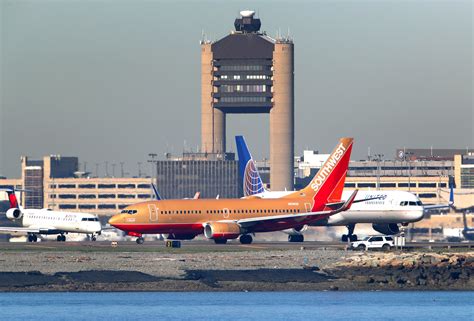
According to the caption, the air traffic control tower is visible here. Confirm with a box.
[201,11,294,191]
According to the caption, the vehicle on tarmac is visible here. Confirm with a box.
[109,137,356,245]
[350,235,394,251]
[235,135,452,242]
[0,189,102,242]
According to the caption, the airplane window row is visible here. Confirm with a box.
[159,209,301,215]
[400,201,423,206]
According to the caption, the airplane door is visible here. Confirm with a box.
[304,203,312,212]
[223,208,230,219]
[148,204,158,222]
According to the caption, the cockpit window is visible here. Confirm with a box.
[400,201,423,206]
[121,210,128,214]
[128,210,138,214]
[82,218,100,221]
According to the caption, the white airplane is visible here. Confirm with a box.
[236,135,450,242]
[0,189,101,242]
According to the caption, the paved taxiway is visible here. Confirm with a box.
[0,240,471,252]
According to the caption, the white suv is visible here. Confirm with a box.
[351,235,394,251]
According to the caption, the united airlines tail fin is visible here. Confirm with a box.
[283,138,354,212]
[236,135,265,197]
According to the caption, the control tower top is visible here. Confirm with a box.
[234,10,261,33]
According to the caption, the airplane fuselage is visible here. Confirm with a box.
[110,197,331,235]
[20,209,101,234]
[252,190,425,226]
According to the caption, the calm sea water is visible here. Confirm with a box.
[0,292,472,320]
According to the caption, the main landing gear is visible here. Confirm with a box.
[341,224,357,242]
[56,234,66,242]
[136,237,144,244]
[27,234,38,242]
[288,234,304,242]
[214,238,228,244]
[239,234,253,244]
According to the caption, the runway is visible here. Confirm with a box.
[0,240,471,252]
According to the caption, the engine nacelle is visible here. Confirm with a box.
[372,223,400,235]
[166,233,197,240]
[203,222,241,240]
[6,208,23,220]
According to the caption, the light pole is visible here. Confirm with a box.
[148,153,158,198]
[374,154,384,190]
[404,152,414,191]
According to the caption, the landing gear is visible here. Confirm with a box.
[56,234,66,242]
[288,234,304,242]
[136,237,144,244]
[27,234,37,242]
[214,238,228,244]
[341,224,357,242]
[239,234,253,244]
[91,235,97,241]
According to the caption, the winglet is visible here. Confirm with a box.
[330,189,358,215]
[193,192,201,200]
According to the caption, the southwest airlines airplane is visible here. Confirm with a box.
[109,137,357,245]
[0,189,101,242]
[236,135,449,242]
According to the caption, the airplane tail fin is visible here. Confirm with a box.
[236,135,265,196]
[284,137,353,212]
[449,184,454,206]
[151,184,162,200]
[0,189,20,209]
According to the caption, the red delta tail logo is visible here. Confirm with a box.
[7,191,19,209]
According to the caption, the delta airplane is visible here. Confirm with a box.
[0,189,101,242]
[236,135,450,242]
[109,138,357,245]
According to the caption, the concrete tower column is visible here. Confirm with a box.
[270,42,294,191]
[201,43,225,154]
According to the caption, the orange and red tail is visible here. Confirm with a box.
[284,137,353,211]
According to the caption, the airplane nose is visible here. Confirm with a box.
[108,215,121,226]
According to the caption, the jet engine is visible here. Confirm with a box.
[166,233,197,240]
[203,222,241,240]
[6,208,23,220]
[372,223,400,235]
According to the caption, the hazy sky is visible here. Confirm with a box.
[1,0,472,178]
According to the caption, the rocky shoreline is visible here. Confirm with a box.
[0,249,472,291]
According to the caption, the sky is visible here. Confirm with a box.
[1,0,472,178]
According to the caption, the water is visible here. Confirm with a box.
[0,292,472,320]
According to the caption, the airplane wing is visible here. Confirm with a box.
[227,190,358,230]
[0,226,61,234]
[423,204,451,211]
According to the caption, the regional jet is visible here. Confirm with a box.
[0,189,101,242]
